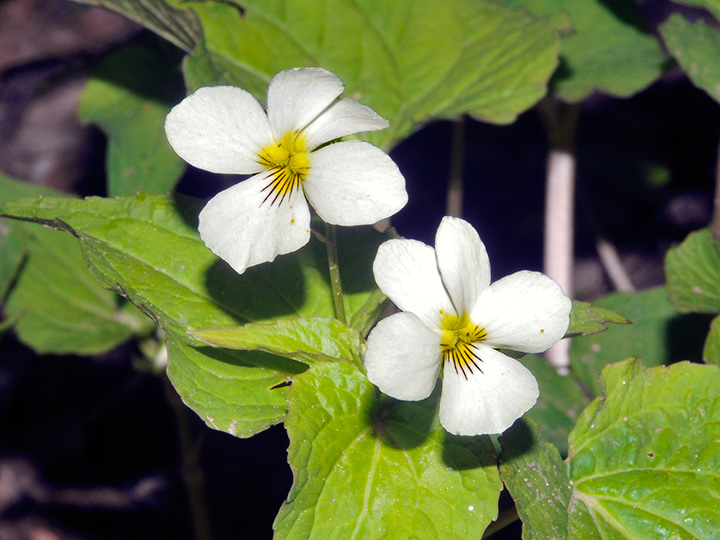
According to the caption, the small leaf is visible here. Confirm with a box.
[666,228,720,313]
[567,300,630,337]
[191,317,363,365]
[703,314,720,366]
[183,0,560,150]
[569,286,710,395]
[502,0,668,101]
[79,46,186,196]
[275,361,502,540]
[72,0,202,52]
[660,14,720,104]
[499,418,571,540]
[522,355,590,456]
[568,359,720,538]
[166,337,305,437]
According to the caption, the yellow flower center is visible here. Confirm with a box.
[258,131,310,206]
[440,311,487,379]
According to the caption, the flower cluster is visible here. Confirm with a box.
[364,217,572,435]
[166,68,572,436]
[165,68,407,275]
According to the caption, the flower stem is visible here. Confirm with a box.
[325,223,347,325]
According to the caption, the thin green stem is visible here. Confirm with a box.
[325,223,347,325]
[481,506,520,538]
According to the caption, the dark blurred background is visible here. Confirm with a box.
[0,0,716,538]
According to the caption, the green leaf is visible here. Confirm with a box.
[522,355,590,456]
[275,361,502,540]
[72,0,202,52]
[660,14,720,104]
[567,359,720,538]
[183,0,560,149]
[0,175,148,354]
[567,300,630,337]
[166,337,304,437]
[502,0,668,101]
[79,46,186,197]
[192,317,363,365]
[0,194,386,435]
[4,225,151,354]
[666,228,720,313]
[499,418,571,540]
[569,286,710,395]
[703,314,720,366]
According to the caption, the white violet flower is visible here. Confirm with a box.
[364,217,572,436]
[165,68,407,274]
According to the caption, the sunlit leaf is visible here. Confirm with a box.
[166,337,304,437]
[568,359,720,538]
[79,46,186,196]
[275,361,502,540]
[192,317,363,365]
[501,0,668,101]
[0,194,386,435]
[183,0,561,149]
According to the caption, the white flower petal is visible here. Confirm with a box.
[302,99,389,148]
[439,345,539,435]
[471,270,572,353]
[198,173,311,274]
[303,141,407,225]
[372,239,454,329]
[266,68,345,138]
[365,312,442,401]
[165,86,271,174]
[435,217,491,315]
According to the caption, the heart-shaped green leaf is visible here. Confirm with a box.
[182,0,560,149]
[275,361,502,540]
[567,359,720,538]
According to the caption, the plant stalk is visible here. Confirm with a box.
[539,98,580,373]
[325,223,347,325]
